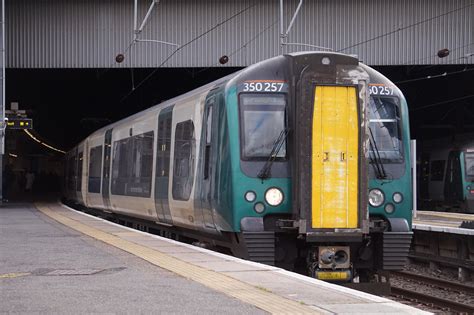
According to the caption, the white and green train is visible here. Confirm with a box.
[421,133,474,213]
[64,52,413,284]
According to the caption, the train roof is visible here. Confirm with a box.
[68,52,403,152]
[77,69,242,147]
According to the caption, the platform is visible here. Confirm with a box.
[413,211,474,235]
[1,202,428,314]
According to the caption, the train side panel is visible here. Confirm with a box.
[167,94,203,229]
[106,113,157,220]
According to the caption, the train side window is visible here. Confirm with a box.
[430,160,445,181]
[88,146,103,193]
[111,131,154,197]
[112,138,131,195]
[76,152,83,191]
[129,131,154,196]
[204,101,213,180]
[157,115,172,177]
[172,120,195,201]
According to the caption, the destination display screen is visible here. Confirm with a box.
[6,118,33,129]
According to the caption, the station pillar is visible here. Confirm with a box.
[0,0,5,203]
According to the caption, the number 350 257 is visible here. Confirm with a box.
[369,85,394,95]
[243,82,284,92]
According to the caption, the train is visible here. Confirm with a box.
[420,133,474,213]
[63,51,413,285]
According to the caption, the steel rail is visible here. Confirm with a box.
[392,271,474,293]
[391,286,474,314]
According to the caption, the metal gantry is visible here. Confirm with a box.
[279,0,333,53]
[133,0,179,48]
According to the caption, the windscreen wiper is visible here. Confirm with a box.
[368,127,387,179]
[257,128,289,180]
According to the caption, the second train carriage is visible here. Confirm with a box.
[420,133,474,213]
[64,52,413,283]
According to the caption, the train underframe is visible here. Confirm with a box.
[235,214,413,294]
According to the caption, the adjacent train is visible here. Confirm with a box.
[63,52,413,284]
[420,133,474,213]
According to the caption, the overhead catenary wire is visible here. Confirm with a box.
[410,95,474,112]
[119,3,257,103]
[193,19,280,76]
[337,3,474,53]
[401,43,474,65]
[111,2,473,105]
[395,67,474,84]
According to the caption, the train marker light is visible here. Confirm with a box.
[254,202,265,214]
[245,191,256,202]
[265,188,283,206]
[393,192,403,203]
[384,203,395,214]
[368,189,384,207]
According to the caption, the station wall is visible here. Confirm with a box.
[7,0,474,68]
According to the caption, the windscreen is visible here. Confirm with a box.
[369,96,403,163]
[239,94,286,159]
[465,152,474,177]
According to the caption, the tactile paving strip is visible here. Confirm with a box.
[36,203,320,314]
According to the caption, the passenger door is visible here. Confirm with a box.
[155,106,174,224]
[102,129,112,209]
[444,150,462,202]
[199,93,218,229]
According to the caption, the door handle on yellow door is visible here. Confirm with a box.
[340,152,346,161]
[323,152,329,162]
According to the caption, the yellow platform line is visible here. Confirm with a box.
[416,211,474,221]
[413,221,460,228]
[0,272,31,279]
[36,203,319,314]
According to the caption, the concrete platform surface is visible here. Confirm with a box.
[1,202,429,314]
[413,211,474,235]
[0,203,265,314]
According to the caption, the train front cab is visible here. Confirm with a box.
[230,53,413,284]
[292,53,371,282]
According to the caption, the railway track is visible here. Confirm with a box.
[391,271,474,314]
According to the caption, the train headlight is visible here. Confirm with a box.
[244,191,256,202]
[384,203,395,214]
[393,192,403,203]
[265,188,284,206]
[369,189,384,207]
